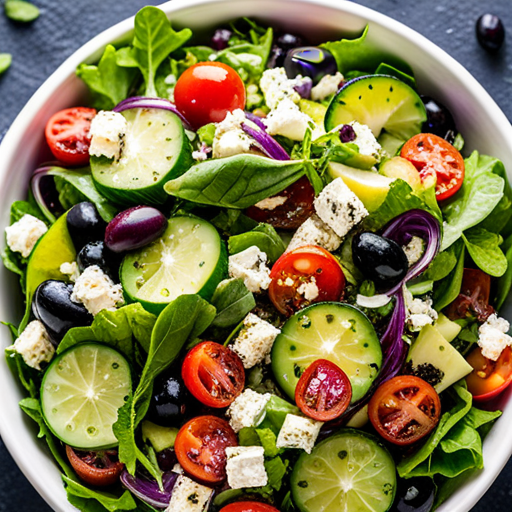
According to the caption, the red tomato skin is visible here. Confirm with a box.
[174,62,246,129]
[220,502,280,512]
[65,446,123,487]
[45,107,96,166]
[182,341,245,408]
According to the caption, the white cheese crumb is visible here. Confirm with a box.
[263,97,314,141]
[212,109,252,158]
[192,150,208,161]
[311,72,344,101]
[356,293,392,309]
[11,320,54,370]
[227,389,271,433]
[5,214,47,259]
[172,463,184,475]
[276,414,323,454]
[403,236,425,266]
[297,276,319,301]
[89,110,127,160]
[225,446,268,489]
[478,314,512,361]
[228,246,271,293]
[70,265,124,316]
[231,313,281,369]
[313,178,368,237]
[259,67,304,109]
[166,475,213,512]
[404,287,438,332]
[287,214,342,252]
[60,261,80,283]
[350,121,383,160]
[254,196,288,210]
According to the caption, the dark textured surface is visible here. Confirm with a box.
[0,0,511,511]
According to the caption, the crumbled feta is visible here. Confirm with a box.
[356,293,392,309]
[297,277,319,301]
[259,67,306,109]
[166,475,213,512]
[225,446,268,489]
[60,261,80,283]
[350,121,383,160]
[276,414,323,454]
[263,98,314,141]
[227,389,271,433]
[404,287,438,332]
[311,72,344,101]
[5,214,47,259]
[192,150,208,161]
[228,246,271,293]
[70,265,124,316]
[286,214,342,252]
[478,314,512,361]
[212,109,253,159]
[163,73,177,102]
[403,236,425,266]
[172,463,184,475]
[89,110,127,160]
[254,196,288,210]
[231,313,281,368]
[313,178,368,237]
[11,320,54,370]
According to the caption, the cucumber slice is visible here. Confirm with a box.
[91,108,192,206]
[121,216,227,314]
[325,75,427,146]
[271,303,382,403]
[291,429,396,512]
[41,343,131,449]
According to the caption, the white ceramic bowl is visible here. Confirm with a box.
[1,0,512,511]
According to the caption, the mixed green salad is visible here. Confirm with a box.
[3,5,512,512]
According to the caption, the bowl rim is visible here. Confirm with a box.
[1,1,512,511]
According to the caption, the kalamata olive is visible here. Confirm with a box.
[156,449,177,471]
[32,280,93,344]
[339,124,356,143]
[284,46,337,84]
[104,206,168,253]
[77,241,120,281]
[352,232,409,290]
[476,14,505,52]
[268,33,306,68]
[391,477,435,512]
[66,202,107,252]
[147,371,189,427]
[421,96,457,141]
[211,28,232,50]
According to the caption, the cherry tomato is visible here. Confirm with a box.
[182,341,245,408]
[246,177,315,230]
[368,375,441,446]
[269,245,345,315]
[400,133,465,201]
[466,346,512,401]
[220,502,280,512]
[445,268,494,322]
[45,107,96,166]
[295,359,352,421]
[65,445,123,487]
[174,62,246,129]
[175,415,237,483]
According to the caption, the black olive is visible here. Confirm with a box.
[476,14,505,52]
[421,96,457,141]
[77,241,121,282]
[352,232,409,290]
[156,448,177,470]
[390,477,435,512]
[32,280,93,345]
[284,46,338,84]
[66,202,107,252]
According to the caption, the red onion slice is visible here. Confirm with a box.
[241,122,290,161]
[31,165,65,223]
[120,470,178,509]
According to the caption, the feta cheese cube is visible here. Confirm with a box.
[276,414,323,454]
[260,67,303,109]
[225,446,268,489]
[12,320,54,370]
[311,72,344,101]
[404,287,438,332]
[263,98,314,141]
[478,314,512,361]
[226,388,271,433]
[212,109,253,159]
[166,475,213,512]
[313,178,368,237]
[287,214,342,252]
[228,246,271,293]
[402,236,424,266]
[254,196,288,210]
[89,110,127,160]
[350,121,383,160]
[70,265,124,316]
[60,261,80,282]
[231,313,280,368]
[5,214,47,259]
[297,277,319,301]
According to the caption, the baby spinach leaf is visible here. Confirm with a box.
[77,45,138,110]
[0,53,12,74]
[210,278,256,328]
[4,1,39,23]
[424,250,457,282]
[495,233,512,310]
[228,223,286,263]
[165,155,307,209]
[211,209,258,235]
[434,240,465,311]
[462,227,507,277]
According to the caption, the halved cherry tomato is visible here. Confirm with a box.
[466,346,512,401]
[295,359,352,421]
[175,415,237,483]
[368,375,441,446]
[45,107,96,166]
[246,177,315,230]
[400,133,465,201]
[174,62,246,129]
[65,445,123,487]
[182,341,245,408]
[269,245,345,315]
[220,502,280,512]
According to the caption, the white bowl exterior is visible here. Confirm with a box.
[1,1,512,511]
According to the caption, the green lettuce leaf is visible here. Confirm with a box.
[210,278,256,328]
[433,240,465,310]
[462,227,507,277]
[495,233,512,310]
